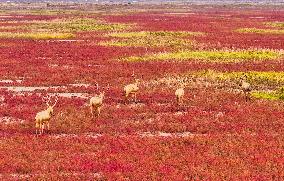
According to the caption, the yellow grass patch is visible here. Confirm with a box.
[100,31,203,49]
[0,32,75,39]
[236,28,284,34]
[106,31,203,38]
[125,49,282,62]
[189,70,284,88]
[27,18,130,33]
[265,22,284,29]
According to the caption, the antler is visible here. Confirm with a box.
[240,74,247,81]
[42,95,51,107]
[52,95,59,108]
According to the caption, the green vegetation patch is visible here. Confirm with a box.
[0,26,21,31]
[252,88,284,100]
[107,31,203,38]
[0,18,131,39]
[265,22,284,29]
[125,49,281,62]
[100,37,194,48]
[15,9,85,15]
[251,91,279,100]
[99,31,202,48]
[191,70,284,87]
[236,28,284,34]
[27,18,130,33]
[0,32,75,40]
[188,70,284,100]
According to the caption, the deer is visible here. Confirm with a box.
[124,71,140,104]
[35,95,58,135]
[175,80,186,106]
[239,75,251,102]
[90,83,108,119]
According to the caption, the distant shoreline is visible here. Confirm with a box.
[0,0,283,5]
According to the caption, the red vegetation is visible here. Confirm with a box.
[0,5,283,180]
[105,8,284,49]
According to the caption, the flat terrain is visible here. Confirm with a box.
[0,3,284,180]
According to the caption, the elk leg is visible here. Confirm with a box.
[90,106,94,118]
[124,93,128,104]
[47,122,50,133]
[39,121,43,135]
[245,92,248,102]
[35,121,39,135]
[134,93,137,103]
[176,96,180,106]
[41,123,45,134]
[97,107,101,118]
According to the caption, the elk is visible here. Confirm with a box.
[35,95,58,135]
[123,71,141,103]
[175,81,186,106]
[124,79,140,103]
[239,75,251,102]
[90,83,107,118]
